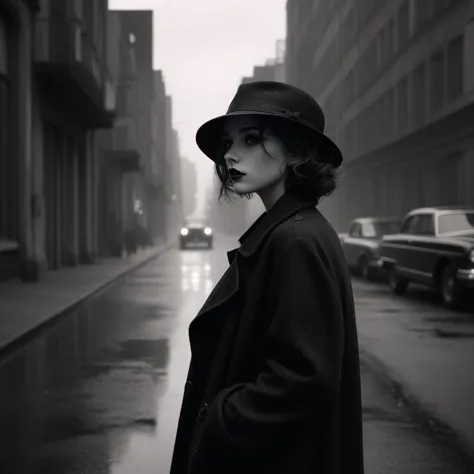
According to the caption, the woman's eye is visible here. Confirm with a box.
[245,134,260,146]
[222,140,231,152]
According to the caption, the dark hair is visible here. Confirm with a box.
[214,115,338,204]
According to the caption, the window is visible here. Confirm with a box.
[350,223,361,237]
[397,1,409,51]
[113,126,128,149]
[412,0,433,35]
[402,216,419,234]
[396,76,409,134]
[413,215,435,235]
[412,61,427,128]
[446,34,464,101]
[429,49,445,113]
[361,221,401,237]
[439,152,462,205]
[340,8,355,54]
[116,86,131,117]
[386,88,395,138]
[358,42,379,93]
[438,212,474,235]
[385,18,395,63]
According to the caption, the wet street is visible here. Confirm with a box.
[0,235,473,473]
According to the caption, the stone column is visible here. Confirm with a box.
[63,140,79,266]
[17,4,37,281]
[79,130,95,264]
[30,83,47,277]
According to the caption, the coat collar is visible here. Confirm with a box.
[194,193,318,332]
[239,193,318,254]
[227,193,317,264]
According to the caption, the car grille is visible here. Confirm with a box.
[187,229,205,238]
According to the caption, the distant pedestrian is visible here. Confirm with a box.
[170,81,364,474]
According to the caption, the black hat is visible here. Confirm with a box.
[195,81,343,168]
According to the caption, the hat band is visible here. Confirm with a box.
[227,101,322,132]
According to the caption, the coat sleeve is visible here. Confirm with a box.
[188,238,346,472]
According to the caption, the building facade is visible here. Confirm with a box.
[0,0,39,281]
[0,0,116,282]
[0,1,176,283]
[114,10,155,239]
[96,11,141,257]
[150,70,168,244]
[286,0,474,232]
[164,97,184,239]
[180,155,198,220]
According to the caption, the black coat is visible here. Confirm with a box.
[170,193,364,474]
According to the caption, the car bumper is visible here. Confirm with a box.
[180,236,213,246]
[456,268,474,287]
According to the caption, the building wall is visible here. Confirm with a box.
[286,0,474,232]
[1,0,112,280]
[180,156,198,219]
[95,10,142,257]
[0,1,176,283]
[0,0,36,281]
[164,97,184,239]
[150,69,168,243]
[116,10,154,232]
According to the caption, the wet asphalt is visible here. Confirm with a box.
[0,235,472,473]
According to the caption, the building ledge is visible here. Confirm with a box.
[105,149,140,173]
[35,63,115,128]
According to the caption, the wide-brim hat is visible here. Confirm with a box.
[196,81,343,168]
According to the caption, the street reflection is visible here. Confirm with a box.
[0,247,222,474]
[110,249,218,474]
[180,255,214,294]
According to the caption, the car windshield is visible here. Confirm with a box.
[437,212,474,235]
[361,221,400,237]
[185,222,208,228]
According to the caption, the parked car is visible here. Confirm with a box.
[180,222,213,250]
[339,217,401,280]
[380,206,474,309]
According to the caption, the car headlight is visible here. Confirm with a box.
[204,227,212,235]
[469,249,474,263]
[180,228,189,236]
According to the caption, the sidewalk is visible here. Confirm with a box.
[0,241,174,357]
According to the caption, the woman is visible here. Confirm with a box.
[170,81,364,474]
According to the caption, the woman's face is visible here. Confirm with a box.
[221,116,290,208]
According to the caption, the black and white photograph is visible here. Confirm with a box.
[0,1,474,473]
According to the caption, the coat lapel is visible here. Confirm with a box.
[189,194,318,332]
[189,255,240,332]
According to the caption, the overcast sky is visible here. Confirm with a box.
[109,0,286,213]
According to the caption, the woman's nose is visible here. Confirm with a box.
[224,152,239,166]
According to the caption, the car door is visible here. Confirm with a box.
[394,215,419,276]
[410,213,437,283]
[343,222,361,267]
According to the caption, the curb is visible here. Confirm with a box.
[359,347,474,464]
[0,241,176,363]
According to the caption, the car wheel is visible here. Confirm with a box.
[389,265,409,294]
[440,264,463,309]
